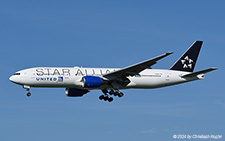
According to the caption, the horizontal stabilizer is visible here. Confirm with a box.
[182,68,218,78]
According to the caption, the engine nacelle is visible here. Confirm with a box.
[82,76,105,88]
[66,88,89,97]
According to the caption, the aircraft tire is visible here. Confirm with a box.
[103,96,108,101]
[113,92,119,96]
[27,92,31,97]
[108,97,113,102]
[109,90,114,95]
[99,95,104,100]
[118,93,124,98]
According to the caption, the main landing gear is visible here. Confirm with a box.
[99,90,124,102]
[99,95,113,102]
[23,85,31,97]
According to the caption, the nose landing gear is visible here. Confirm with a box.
[23,85,31,97]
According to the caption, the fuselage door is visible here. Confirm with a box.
[165,73,170,81]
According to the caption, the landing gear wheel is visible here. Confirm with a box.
[118,92,124,98]
[108,97,113,102]
[114,92,119,96]
[99,89,124,102]
[99,95,104,100]
[109,90,114,95]
[103,96,108,101]
[27,92,31,97]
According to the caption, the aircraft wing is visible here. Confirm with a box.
[103,52,173,80]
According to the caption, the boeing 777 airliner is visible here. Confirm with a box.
[9,41,217,102]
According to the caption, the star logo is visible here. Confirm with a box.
[181,56,193,69]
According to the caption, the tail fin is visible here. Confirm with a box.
[170,41,203,72]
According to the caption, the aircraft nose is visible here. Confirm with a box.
[9,75,20,83]
[9,75,13,82]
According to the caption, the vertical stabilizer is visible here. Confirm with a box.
[170,41,203,72]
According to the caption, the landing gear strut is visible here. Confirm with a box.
[23,85,31,97]
[99,89,124,102]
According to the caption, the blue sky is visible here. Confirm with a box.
[0,0,224,140]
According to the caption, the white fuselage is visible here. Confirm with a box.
[9,67,202,90]
[8,41,216,101]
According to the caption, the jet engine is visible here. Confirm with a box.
[82,76,107,88]
[66,88,89,97]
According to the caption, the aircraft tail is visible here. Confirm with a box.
[170,41,203,72]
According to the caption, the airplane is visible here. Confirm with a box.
[9,41,217,102]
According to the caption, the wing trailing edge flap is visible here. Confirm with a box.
[103,52,173,80]
[182,68,218,78]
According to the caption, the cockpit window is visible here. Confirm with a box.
[14,73,20,75]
